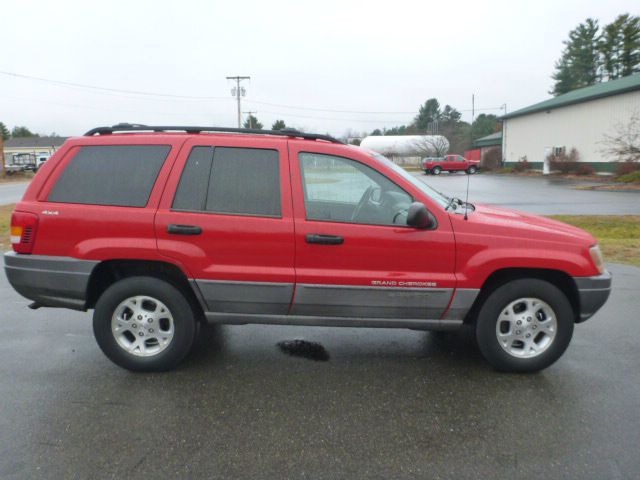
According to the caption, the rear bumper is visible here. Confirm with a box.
[574,271,612,322]
[3,251,98,310]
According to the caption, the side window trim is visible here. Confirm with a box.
[298,151,414,227]
[171,145,283,219]
[47,144,171,208]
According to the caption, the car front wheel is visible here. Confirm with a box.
[93,276,197,372]
[475,279,574,373]
[432,166,442,175]
[467,166,477,174]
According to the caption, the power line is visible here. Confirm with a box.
[0,69,505,116]
[0,69,228,100]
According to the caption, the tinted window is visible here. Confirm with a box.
[206,148,281,217]
[172,147,214,211]
[299,152,412,226]
[48,145,170,207]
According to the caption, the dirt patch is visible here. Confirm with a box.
[0,172,34,184]
[574,183,640,191]
[0,204,15,250]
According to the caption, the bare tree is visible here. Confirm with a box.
[411,136,449,157]
[600,111,640,162]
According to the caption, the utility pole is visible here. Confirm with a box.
[501,103,507,167]
[226,76,250,128]
[0,134,4,177]
[243,111,257,129]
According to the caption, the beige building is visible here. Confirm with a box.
[502,74,640,173]
[3,136,68,164]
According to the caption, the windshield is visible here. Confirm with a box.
[370,153,450,208]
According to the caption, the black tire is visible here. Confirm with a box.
[432,166,442,175]
[93,276,197,372]
[475,279,574,373]
[424,169,430,175]
[467,166,477,174]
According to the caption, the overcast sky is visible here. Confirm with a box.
[1,0,637,137]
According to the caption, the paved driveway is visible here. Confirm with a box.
[0,182,29,205]
[414,172,640,215]
[1,257,638,479]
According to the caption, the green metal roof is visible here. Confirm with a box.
[502,73,640,120]
[473,131,502,147]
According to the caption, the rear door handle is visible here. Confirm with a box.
[167,224,202,235]
[306,234,344,245]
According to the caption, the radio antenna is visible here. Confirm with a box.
[465,93,475,221]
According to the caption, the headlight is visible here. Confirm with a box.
[589,245,605,274]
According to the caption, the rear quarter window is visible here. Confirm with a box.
[48,145,170,207]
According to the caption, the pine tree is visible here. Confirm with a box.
[551,18,601,95]
[0,122,9,141]
[600,14,640,80]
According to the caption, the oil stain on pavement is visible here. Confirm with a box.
[277,339,330,361]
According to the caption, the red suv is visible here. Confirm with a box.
[4,124,611,372]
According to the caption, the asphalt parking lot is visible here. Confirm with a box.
[1,174,640,479]
[413,172,640,215]
[1,258,639,479]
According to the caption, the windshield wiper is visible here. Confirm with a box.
[446,197,475,213]
[445,197,460,211]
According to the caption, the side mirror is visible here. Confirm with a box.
[406,202,435,229]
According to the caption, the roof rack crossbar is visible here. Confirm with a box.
[84,123,344,144]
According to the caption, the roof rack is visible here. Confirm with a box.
[84,123,345,144]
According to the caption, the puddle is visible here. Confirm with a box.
[277,339,330,361]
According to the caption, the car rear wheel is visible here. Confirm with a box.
[432,166,442,175]
[475,279,574,372]
[93,276,197,372]
[467,166,477,174]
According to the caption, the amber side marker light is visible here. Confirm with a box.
[589,244,605,274]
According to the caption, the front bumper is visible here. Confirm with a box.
[4,251,98,310]
[573,271,612,322]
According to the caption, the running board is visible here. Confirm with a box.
[204,312,463,331]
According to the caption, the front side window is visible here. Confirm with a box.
[173,146,281,217]
[299,152,412,226]
[48,145,170,207]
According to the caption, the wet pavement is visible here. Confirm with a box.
[1,259,639,479]
[413,172,640,215]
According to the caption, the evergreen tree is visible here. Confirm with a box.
[551,18,601,95]
[271,119,286,130]
[414,99,441,131]
[600,14,640,79]
[0,122,9,141]
[11,126,38,137]
[242,114,263,130]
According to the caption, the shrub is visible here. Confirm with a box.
[482,147,502,170]
[616,161,640,177]
[513,156,530,172]
[618,171,640,183]
[549,147,581,174]
[575,164,595,176]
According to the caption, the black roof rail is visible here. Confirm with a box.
[84,123,345,144]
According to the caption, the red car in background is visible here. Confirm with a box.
[423,154,480,175]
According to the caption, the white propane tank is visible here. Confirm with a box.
[360,135,449,157]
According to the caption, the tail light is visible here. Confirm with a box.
[10,211,38,254]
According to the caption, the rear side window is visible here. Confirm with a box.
[48,145,170,207]
[173,146,281,217]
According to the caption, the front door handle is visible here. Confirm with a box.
[167,224,202,235]
[306,234,344,245]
